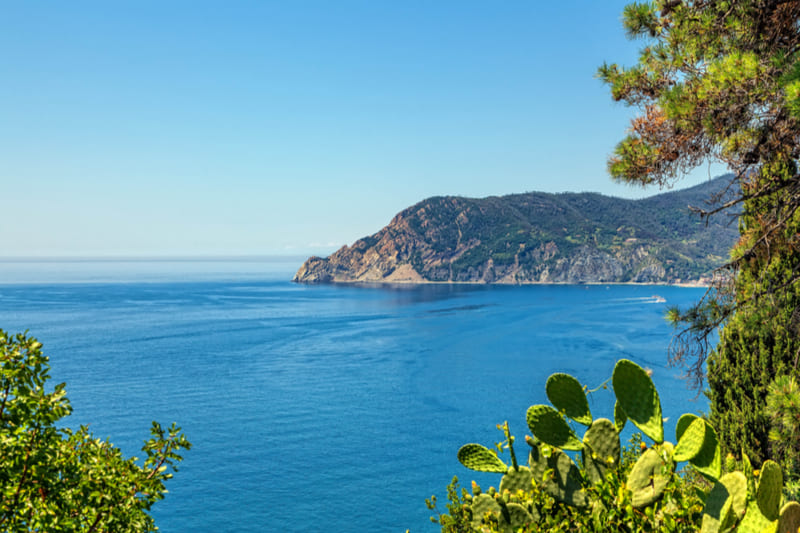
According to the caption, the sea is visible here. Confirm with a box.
[0,258,709,532]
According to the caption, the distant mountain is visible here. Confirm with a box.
[293,176,740,285]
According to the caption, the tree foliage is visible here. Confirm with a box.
[600,0,800,470]
[766,374,800,489]
[0,330,190,532]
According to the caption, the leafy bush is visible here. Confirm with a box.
[0,330,190,531]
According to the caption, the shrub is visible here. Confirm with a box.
[0,330,190,531]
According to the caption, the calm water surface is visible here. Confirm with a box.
[0,259,708,532]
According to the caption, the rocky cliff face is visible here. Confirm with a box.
[293,177,739,285]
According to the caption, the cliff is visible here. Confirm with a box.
[293,176,739,284]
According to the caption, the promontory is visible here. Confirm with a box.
[293,177,738,285]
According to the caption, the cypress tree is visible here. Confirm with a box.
[708,169,800,467]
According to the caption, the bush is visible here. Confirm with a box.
[0,330,190,532]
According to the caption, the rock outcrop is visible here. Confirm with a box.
[294,176,739,285]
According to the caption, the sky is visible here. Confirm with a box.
[1,1,723,258]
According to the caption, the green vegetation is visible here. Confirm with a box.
[294,174,740,284]
[398,178,737,283]
[0,330,189,531]
[766,375,800,500]
[429,1,800,529]
[429,360,800,532]
[599,0,800,475]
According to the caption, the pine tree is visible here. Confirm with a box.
[600,0,800,471]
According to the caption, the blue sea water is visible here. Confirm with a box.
[0,259,708,532]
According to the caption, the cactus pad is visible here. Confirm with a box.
[627,447,674,508]
[470,493,501,528]
[739,499,777,533]
[582,418,620,484]
[673,416,707,462]
[778,501,800,533]
[701,480,731,533]
[546,372,592,426]
[528,441,588,507]
[701,472,747,533]
[723,472,748,524]
[757,460,783,521]
[689,420,722,480]
[499,466,533,495]
[612,359,664,443]
[458,443,508,473]
[614,400,627,432]
[526,404,582,451]
[676,413,698,441]
[498,502,535,533]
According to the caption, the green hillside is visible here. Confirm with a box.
[294,176,739,284]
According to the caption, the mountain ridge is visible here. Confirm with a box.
[293,177,739,285]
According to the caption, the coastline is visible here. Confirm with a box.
[291,277,711,288]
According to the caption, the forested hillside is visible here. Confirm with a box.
[294,175,738,284]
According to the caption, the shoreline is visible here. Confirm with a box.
[292,278,711,288]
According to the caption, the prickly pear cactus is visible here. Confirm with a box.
[757,460,783,521]
[496,501,535,533]
[614,400,626,432]
[778,501,800,533]
[700,472,747,533]
[627,447,674,508]
[528,442,588,507]
[738,499,777,533]
[458,443,508,473]
[526,404,582,451]
[673,416,707,462]
[582,418,620,484]
[468,480,539,531]
[612,359,664,443]
[546,372,592,426]
[680,415,721,480]
[723,472,748,529]
[676,413,697,440]
[499,466,533,495]
[454,360,800,533]
[470,493,501,529]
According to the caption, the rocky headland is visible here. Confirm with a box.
[293,177,739,285]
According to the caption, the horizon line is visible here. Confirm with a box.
[0,254,314,263]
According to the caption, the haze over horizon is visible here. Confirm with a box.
[2,2,725,258]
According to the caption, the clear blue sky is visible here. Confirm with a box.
[1,1,720,257]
